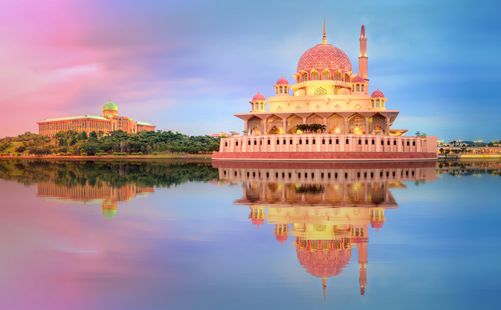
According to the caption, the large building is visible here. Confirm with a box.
[38,101,156,136]
[213,22,437,161]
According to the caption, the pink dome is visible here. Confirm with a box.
[352,75,365,83]
[297,43,352,73]
[252,93,265,101]
[371,89,385,98]
[276,77,289,85]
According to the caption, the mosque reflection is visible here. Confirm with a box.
[214,161,437,299]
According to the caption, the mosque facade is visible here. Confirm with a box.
[213,23,437,161]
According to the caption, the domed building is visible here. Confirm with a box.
[213,22,437,161]
[38,101,156,136]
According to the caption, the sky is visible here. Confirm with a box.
[0,0,500,141]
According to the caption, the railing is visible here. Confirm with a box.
[220,134,436,153]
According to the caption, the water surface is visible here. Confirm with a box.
[0,159,500,310]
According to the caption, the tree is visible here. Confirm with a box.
[79,131,88,140]
[89,131,98,140]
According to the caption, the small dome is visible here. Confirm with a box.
[103,101,118,111]
[275,233,288,244]
[371,220,384,229]
[252,93,265,101]
[371,89,385,98]
[276,77,289,85]
[352,75,365,83]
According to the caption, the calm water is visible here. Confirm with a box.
[0,159,500,310]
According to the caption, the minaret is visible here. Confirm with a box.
[322,277,327,303]
[358,241,368,296]
[358,25,368,79]
[322,18,327,44]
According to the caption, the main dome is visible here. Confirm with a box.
[297,43,352,73]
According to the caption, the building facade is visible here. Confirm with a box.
[213,23,437,161]
[38,101,156,136]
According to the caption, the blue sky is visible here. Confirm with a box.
[1,0,500,141]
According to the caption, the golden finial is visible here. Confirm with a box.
[322,18,327,44]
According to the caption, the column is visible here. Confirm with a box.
[282,118,287,134]
[344,117,349,134]
[365,117,370,135]
[244,120,248,136]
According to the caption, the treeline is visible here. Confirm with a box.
[0,130,220,156]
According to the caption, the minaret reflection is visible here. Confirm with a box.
[37,182,154,219]
[215,161,436,300]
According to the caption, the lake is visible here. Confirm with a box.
[0,159,500,310]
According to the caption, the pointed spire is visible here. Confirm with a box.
[322,18,327,44]
[322,277,327,303]
[361,24,366,38]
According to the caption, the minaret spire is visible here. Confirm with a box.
[322,18,327,44]
[322,277,327,303]
[358,24,368,79]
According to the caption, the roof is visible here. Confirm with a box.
[352,75,365,83]
[297,43,352,73]
[137,121,155,126]
[103,101,118,111]
[39,115,108,123]
[252,92,266,101]
[276,77,289,85]
[371,89,385,98]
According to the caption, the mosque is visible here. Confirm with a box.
[213,22,437,161]
[37,101,156,136]
[215,161,437,299]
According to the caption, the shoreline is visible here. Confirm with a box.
[0,153,499,162]
[0,153,212,161]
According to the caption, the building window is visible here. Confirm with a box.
[346,139,349,144]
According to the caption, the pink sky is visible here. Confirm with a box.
[0,0,168,137]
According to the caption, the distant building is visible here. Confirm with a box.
[38,101,155,136]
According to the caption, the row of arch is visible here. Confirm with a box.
[247,113,389,135]
[296,70,352,83]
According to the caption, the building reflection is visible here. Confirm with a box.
[215,161,436,300]
[37,182,154,219]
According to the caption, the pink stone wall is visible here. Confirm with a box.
[216,134,437,161]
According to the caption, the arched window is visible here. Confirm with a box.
[279,86,283,93]
[302,73,308,82]
[322,70,331,80]
[311,71,319,80]
[356,84,360,92]
[345,73,350,81]
[361,84,364,92]
[335,72,341,80]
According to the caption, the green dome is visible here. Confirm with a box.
[102,208,118,219]
[103,101,118,111]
